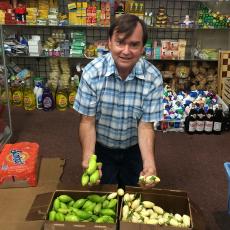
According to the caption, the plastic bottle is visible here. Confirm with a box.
[23,80,36,111]
[1,87,12,105]
[12,84,23,107]
[34,83,43,110]
[56,84,68,111]
[68,77,77,108]
[42,84,55,111]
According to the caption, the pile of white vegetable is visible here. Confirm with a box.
[121,192,191,228]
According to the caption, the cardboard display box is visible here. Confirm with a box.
[27,184,118,230]
[119,186,206,230]
[27,184,206,230]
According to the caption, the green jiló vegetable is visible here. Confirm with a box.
[86,157,97,175]
[48,210,56,221]
[87,194,103,203]
[81,154,102,186]
[53,198,60,211]
[81,172,89,186]
[73,198,87,209]
[90,170,100,184]
[58,194,73,203]
[65,214,80,222]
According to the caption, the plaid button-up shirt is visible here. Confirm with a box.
[74,53,163,149]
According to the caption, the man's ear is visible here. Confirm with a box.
[141,46,145,55]
[108,38,111,50]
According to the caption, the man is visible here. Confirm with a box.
[74,14,163,187]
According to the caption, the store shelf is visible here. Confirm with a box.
[5,53,218,62]
[0,25,12,151]
[2,24,229,31]
[147,26,230,31]
[2,24,110,29]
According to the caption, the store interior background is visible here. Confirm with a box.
[0,0,230,229]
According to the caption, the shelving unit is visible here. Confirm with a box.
[0,0,229,92]
[0,25,12,150]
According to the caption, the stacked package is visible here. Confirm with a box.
[70,31,86,57]
[0,142,40,188]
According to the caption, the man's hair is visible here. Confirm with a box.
[109,14,148,46]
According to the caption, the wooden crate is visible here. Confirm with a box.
[218,51,230,105]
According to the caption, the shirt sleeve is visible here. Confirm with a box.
[73,71,97,116]
[141,73,164,122]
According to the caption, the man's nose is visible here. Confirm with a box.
[123,44,130,54]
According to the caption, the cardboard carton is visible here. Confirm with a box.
[26,183,206,230]
[0,157,65,230]
[26,184,118,230]
[119,186,206,230]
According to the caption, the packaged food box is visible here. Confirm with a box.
[0,142,40,188]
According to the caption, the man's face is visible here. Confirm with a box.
[108,22,145,76]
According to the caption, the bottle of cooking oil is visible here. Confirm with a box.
[0,86,12,105]
[23,79,36,111]
[56,83,68,111]
[68,77,77,108]
[12,83,23,107]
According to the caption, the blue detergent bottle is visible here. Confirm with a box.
[42,84,55,111]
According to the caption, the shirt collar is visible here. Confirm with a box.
[104,53,145,80]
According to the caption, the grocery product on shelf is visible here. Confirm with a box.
[155,7,168,28]
[197,4,229,29]
[55,84,68,112]
[23,79,36,111]
[213,104,224,134]
[33,83,43,110]
[196,103,206,134]
[68,77,77,108]
[184,103,197,134]
[42,84,55,111]
[11,83,23,107]
[156,85,227,133]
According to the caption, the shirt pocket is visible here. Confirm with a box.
[128,106,143,120]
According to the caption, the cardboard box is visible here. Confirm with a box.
[119,186,206,230]
[0,157,65,230]
[27,184,118,229]
[26,185,205,230]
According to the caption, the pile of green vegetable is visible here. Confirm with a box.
[48,192,119,223]
[121,192,191,228]
[81,154,102,186]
